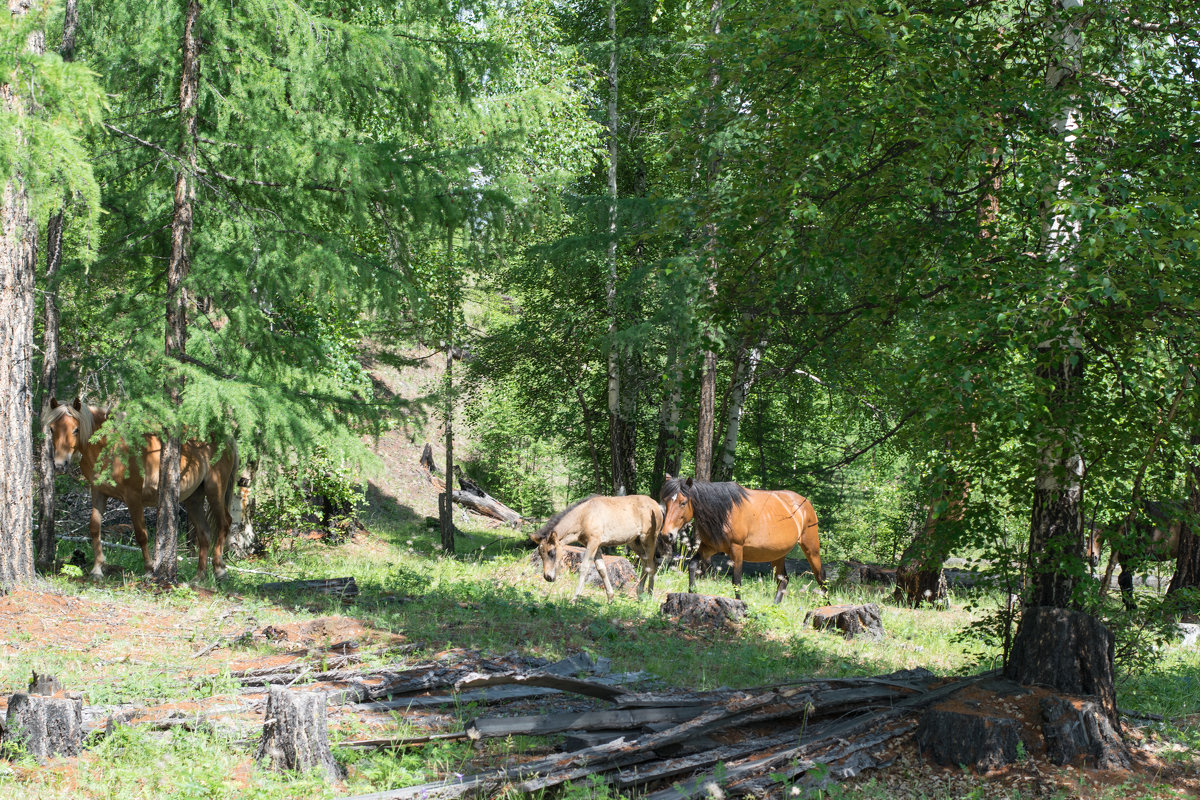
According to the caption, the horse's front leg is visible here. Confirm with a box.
[88,488,107,581]
[572,541,600,601]
[637,535,658,599]
[129,498,151,573]
[730,545,745,601]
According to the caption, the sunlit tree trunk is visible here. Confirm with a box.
[0,0,41,587]
[439,224,455,554]
[713,339,763,483]
[35,0,79,574]
[1168,432,1200,595]
[153,0,201,582]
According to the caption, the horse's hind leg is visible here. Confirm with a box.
[772,557,790,604]
[573,541,600,601]
[88,488,107,581]
[184,493,211,581]
[730,545,745,601]
[129,498,151,573]
[204,477,232,581]
[1118,557,1136,610]
[594,553,616,602]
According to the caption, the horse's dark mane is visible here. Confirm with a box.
[660,477,749,549]
[533,495,599,542]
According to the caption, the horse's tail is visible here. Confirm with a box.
[208,439,239,535]
[532,494,597,542]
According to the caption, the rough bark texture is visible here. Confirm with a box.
[650,350,682,497]
[894,483,965,608]
[694,350,717,482]
[805,604,885,640]
[153,0,200,583]
[35,5,76,573]
[440,227,455,554]
[1040,696,1129,769]
[1003,606,1118,724]
[225,463,257,558]
[1168,436,1200,595]
[660,592,746,628]
[255,686,342,781]
[713,340,763,483]
[2,692,83,761]
[917,708,1024,771]
[0,0,38,588]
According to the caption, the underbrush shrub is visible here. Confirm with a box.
[254,445,366,550]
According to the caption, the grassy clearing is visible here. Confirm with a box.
[4,495,1198,799]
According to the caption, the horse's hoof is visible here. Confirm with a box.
[213,566,227,582]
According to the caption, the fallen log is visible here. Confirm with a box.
[418,445,523,526]
[466,706,705,741]
[259,577,359,598]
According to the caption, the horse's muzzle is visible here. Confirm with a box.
[53,460,70,474]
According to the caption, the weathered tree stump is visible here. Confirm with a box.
[255,686,342,781]
[1041,696,1130,769]
[917,707,1025,771]
[804,603,884,639]
[28,671,63,696]
[660,593,747,628]
[528,546,638,593]
[2,691,83,761]
[1003,606,1118,724]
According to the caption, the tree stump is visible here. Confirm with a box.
[660,593,747,628]
[255,686,342,781]
[1003,606,1118,724]
[2,691,83,761]
[528,546,638,593]
[917,707,1025,771]
[804,603,884,639]
[1040,696,1130,769]
[28,671,63,696]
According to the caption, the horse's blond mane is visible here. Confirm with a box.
[40,402,103,441]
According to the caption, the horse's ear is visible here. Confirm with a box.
[72,397,82,411]
[50,398,59,409]
[685,477,694,488]
[664,472,672,481]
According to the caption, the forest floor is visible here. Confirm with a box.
[2,351,1197,799]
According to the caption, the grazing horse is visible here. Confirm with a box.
[660,475,825,603]
[531,494,663,601]
[1091,500,1183,609]
[42,398,239,581]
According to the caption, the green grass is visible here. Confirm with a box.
[5,498,1198,800]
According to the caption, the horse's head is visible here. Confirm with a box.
[660,474,696,541]
[533,530,560,582]
[42,398,88,472]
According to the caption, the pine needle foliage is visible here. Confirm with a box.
[65,0,513,467]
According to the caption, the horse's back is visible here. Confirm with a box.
[578,495,659,542]
[732,489,817,560]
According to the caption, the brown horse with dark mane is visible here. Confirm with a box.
[1090,499,1183,608]
[531,494,663,601]
[42,398,239,582]
[660,475,825,603]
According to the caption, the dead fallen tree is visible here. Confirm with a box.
[419,444,522,526]
[331,668,963,800]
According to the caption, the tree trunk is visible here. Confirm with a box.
[603,0,636,496]
[574,386,604,494]
[35,1,78,574]
[440,224,455,554]
[693,0,722,485]
[713,339,763,483]
[0,0,40,588]
[153,0,201,583]
[651,347,683,497]
[1168,433,1200,594]
[694,350,717,482]
[893,488,959,608]
[226,461,257,559]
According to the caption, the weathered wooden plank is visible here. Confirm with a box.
[466,705,705,740]
[454,670,642,701]
[259,577,359,597]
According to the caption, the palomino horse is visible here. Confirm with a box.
[1091,500,1183,609]
[42,398,239,581]
[660,475,825,603]
[531,494,663,601]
